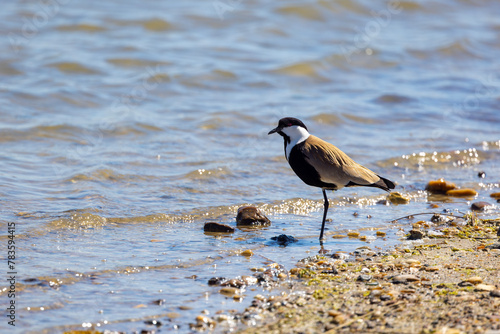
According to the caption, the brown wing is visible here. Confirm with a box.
[302,135,381,188]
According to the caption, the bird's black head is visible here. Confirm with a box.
[268,117,307,136]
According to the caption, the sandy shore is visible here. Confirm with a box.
[198,213,500,334]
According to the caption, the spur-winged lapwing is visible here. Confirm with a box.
[268,117,395,242]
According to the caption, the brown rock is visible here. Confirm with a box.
[446,189,478,197]
[408,229,424,240]
[387,192,410,205]
[490,192,500,199]
[425,179,456,194]
[204,222,235,233]
[236,206,271,226]
[470,201,492,211]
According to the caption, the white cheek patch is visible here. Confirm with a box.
[284,126,310,160]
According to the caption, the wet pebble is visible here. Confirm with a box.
[490,192,500,199]
[221,279,245,288]
[477,171,486,178]
[387,192,410,205]
[219,287,240,296]
[425,179,456,194]
[446,189,478,197]
[408,229,424,240]
[236,206,270,226]
[470,201,492,211]
[203,222,235,233]
[144,319,162,327]
[464,276,483,285]
[271,234,297,246]
[240,249,254,257]
[208,277,227,286]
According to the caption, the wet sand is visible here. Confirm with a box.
[200,213,500,334]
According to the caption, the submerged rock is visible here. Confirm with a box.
[236,206,271,226]
[425,179,456,194]
[271,234,297,246]
[490,192,500,199]
[204,222,235,233]
[387,192,410,205]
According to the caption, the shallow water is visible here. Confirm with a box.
[1,0,500,332]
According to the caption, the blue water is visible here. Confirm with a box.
[1,0,499,332]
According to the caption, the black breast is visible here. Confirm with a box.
[288,142,338,190]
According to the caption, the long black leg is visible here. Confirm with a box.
[319,189,329,242]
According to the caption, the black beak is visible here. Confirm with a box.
[268,127,280,135]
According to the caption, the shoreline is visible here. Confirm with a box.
[199,213,500,334]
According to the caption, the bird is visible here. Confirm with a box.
[268,117,395,242]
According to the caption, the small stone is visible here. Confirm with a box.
[471,201,493,211]
[236,206,270,226]
[446,189,478,197]
[331,234,346,239]
[219,287,240,296]
[425,179,456,194]
[357,274,372,282]
[490,290,500,298]
[208,277,226,286]
[144,319,162,327]
[464,276,483,285]
[376,231,386,237]
[387,192,410,205]
[392,274,420,284]
[478,171,486,178]
[424,266,440,272]
[204,222,235,233]
[408,229,424,240]
[347,231,360,238]
[490,192,500,199]
[475,284,496,292]
[221,279,245,288]
[271,234,297,246]
[240,249,254,257]
[195,315,215,327]
[241,276,258,285]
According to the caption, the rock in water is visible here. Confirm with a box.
[470,202,492,211]
[425,179,456,194]
[271,234,297,246]
[387,192,410,205]
[203,222,235,233]
[236,206,271,226]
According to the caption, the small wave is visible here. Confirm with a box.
[48,62,101,75]
[56,23,107,32]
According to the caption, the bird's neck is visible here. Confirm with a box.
[282,126,310,160]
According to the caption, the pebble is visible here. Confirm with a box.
[357,274,372,282]
[490,290,500,298]
[490,192,500,199]
[236,206,270,226]
[144,319,162,327]
[219,287,240,296]
[203,222,235,233]
[195,315,215,327]
[376,231,386,237]
[408,229,424,240]
[470,201,492,211]
[464,276,483,285]
[331,234,346,239]
[387,192,410,205]
[392,274,420,284]
[208,277,226,286]
[240,249,254,257]
[474,284,496,292]
[425,179,456,194]
[424,266,440,272]
[446,189,478,197]
[221,279,245,288]
[347,231,360,237]
[270,234,297,246]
